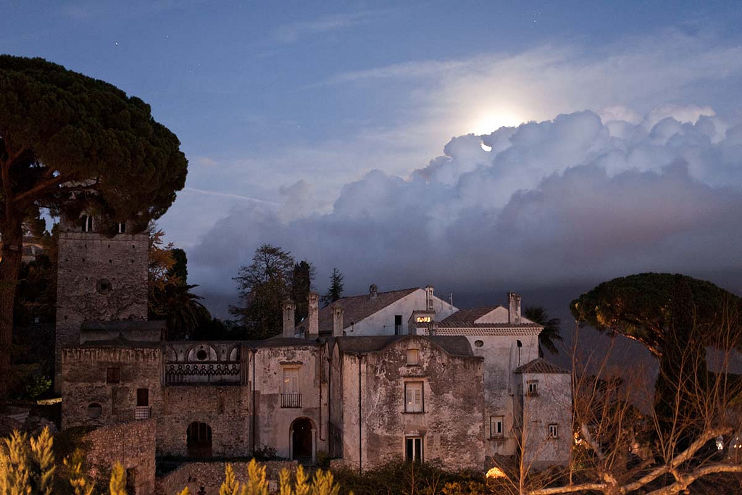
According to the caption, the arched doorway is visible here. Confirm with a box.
[187,422,212,458]
[290,417,314,463]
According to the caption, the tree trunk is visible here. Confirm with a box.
[0,216,23,399]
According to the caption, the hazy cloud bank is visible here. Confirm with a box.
[189,107,742,315]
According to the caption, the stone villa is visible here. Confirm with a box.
[56,217,571,493]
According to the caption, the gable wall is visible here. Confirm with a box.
[345,291,457,336]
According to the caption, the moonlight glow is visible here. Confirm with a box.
[468,109,525,135]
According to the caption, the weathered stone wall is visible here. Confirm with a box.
[520,372,572,469]
[61,347,163,429]
[341,336,485,470]
[251,344,327,459]
[464,333,540,457]
[328,344,344,458]
[158,385,251,457]
[156,460,298,495]
[55,231,149,387]
[82,418,156,495]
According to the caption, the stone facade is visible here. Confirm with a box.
[335,336,485,470]
[82,418,156,494]
[55,216,148,389]
[57,225,572,485]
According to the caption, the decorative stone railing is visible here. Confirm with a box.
[163,342,243,385]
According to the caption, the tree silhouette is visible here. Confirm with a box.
[0,56,187,396]
[523,306,562,356]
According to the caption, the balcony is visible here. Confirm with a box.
[281,393,302,408]
[135,406,151,420]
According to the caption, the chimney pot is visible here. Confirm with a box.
[508,292,521,324]
[332,305,344,337]
[369,284,378,299]
[308,292,320,336]
[282,300,296,338]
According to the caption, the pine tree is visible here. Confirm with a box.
[292,261,315,324]
[322,268,344,307]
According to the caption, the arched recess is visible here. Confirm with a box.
[187,422,212,458]
[290,417,315,463]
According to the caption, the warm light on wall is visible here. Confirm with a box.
[416,316,431,323]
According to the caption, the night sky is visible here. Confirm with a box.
[3,1,742,324]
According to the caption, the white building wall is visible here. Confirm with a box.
[520,372,572,469]
[345,290,457,336]
[463,333,540,457]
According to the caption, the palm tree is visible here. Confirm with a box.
[523,306,562,356]
[152,283,211,340]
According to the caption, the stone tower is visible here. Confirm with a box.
[54,215,149,388]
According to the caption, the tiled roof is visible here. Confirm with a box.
[514,358,569,374]
[438,306,540,328]
[440,307,498,325]
[317,288,419,333]
[336,335,473,357]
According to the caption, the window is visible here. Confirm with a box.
[394,315,403,335]
[474,340,484,348]
[106,367,120,384]
[97,279,112,294]
[118,222,126,234]
[137,388,149,407]
[548,424,559,439]
[81,215,93,232]
[527,380,538,396]
[404,382,424,412]
[490,416,504,438]
[283,367,300,394]
[415,316,431,323]
[406,349,419,366]
[87,403,102,419]
[405,437,423,462]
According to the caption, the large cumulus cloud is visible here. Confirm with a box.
[189,108,742,314]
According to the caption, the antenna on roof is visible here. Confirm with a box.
[449,292,453,306]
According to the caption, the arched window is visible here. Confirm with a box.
[87,403,102,419]
[81,215,93,232]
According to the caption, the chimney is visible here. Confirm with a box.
[307,292,319,336]
[508,292,521,324]
[332,305,344,337]
[425,285,434,311]
[369,284,378,299]
[282,300,296,338]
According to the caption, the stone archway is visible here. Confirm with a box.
[187,422,212,458]
[290,417,315,463]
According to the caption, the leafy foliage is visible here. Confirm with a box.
[230,244,303,339]
[147,226,211,339]
[292,261,315,324]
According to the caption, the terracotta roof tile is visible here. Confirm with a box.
[514,358,569,374]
